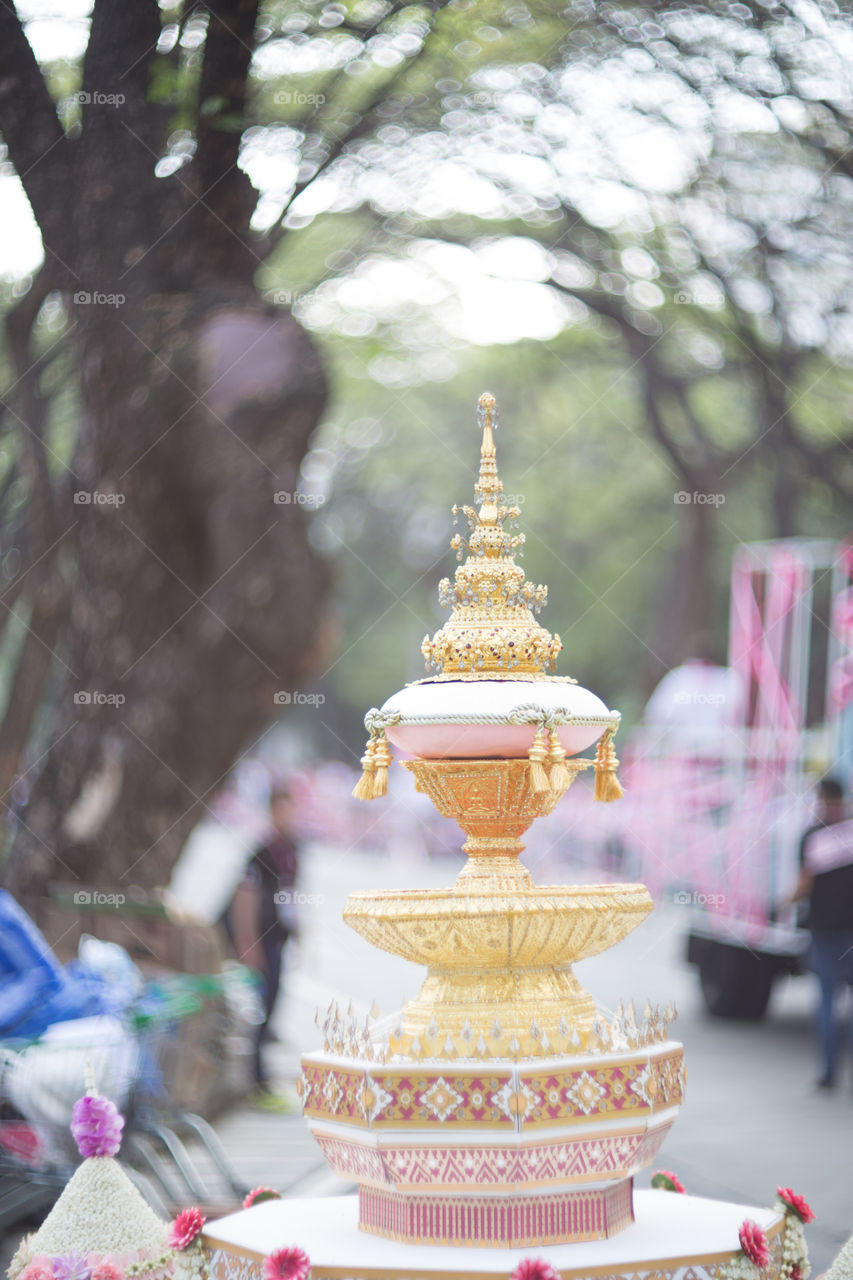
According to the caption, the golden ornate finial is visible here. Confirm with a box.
[420,393,562,678]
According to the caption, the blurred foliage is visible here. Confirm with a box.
[4,0,853,759]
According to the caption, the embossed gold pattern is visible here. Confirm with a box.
[343,758,652,1052]
[420,393,563,679]
[301,392,684,1250]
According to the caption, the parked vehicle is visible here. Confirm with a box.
[616,537,853,1019]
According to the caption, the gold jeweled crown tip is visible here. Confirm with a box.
[420,393,562,679]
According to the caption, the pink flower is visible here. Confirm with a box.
[91,1265,124,1280]
[791,1268,802,1280]
[169,1208,206,1251]
[776,1187,815,1224]
[263,1247,311,1280]
[510,1261,561,1280]
[739,1220,770,1269]
[243,1187,282,1209]
[19,1266,54,1280]
[70,1095,124,1159]
[650,1169,686,1194]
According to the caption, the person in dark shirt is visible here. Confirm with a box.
[792,777,853,1088]
[229,783,301,1107]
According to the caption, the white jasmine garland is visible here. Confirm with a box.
[825,1233,853,1280]
[719,1255,763,1280]
[719,1197,813,1280]
[30,1159,170,1258]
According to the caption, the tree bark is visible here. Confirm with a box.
[0,0,332,912]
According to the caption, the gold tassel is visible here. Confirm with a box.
[352,736,377,800]
[594,729,623,802]
[548,729,571,794]
[528,726,551,792]
[372,733,392,798]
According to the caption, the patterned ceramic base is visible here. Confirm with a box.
[312,1122,671,1193]
[299,1046,685,1132]
[300,1045,682,1244]
[358,1178,635,1246]
[203,1191,786,1280]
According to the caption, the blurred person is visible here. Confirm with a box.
[644,642,745,731]
[226,782,301,1110]
[790,777,853,1089]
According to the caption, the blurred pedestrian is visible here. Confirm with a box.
[226,782,301,1110]
[791,777,853,1089]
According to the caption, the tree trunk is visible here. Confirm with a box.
[0,0,332,913]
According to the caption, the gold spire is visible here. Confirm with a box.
[421,392,562,678]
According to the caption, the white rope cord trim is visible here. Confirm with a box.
[364,704,621,735]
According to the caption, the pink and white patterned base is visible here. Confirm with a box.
[313,1124,670,1192]
[357,1178,635,1246]
[202,1191,787,1280]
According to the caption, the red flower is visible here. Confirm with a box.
[650,1170,686,1194]
[739,1220,770,1269]
[263,1248,311,1280]
[243,1187,282,1209]
[776,1187,815,1224]
[169,1208,206,1251]
[791,1268,802,1280]
[510,1261,561,1280]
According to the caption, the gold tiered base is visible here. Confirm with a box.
[343,759,653,1055]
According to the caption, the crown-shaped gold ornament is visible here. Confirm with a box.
[352,392,623,804]
[421,392,563,678]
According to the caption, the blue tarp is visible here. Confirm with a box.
[0,891,113,1038]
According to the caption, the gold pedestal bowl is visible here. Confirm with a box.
[343,759,652,1055]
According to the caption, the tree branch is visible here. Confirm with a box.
[0,2,73,277]
[190,0,260,279]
